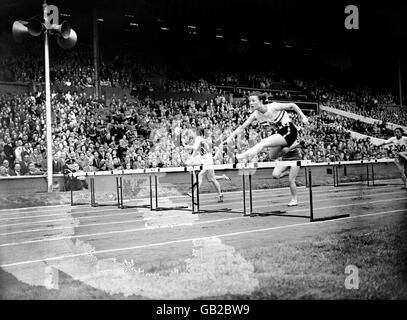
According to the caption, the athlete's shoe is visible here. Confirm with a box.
[217,194,224,203]
[287,200,298,207]
[222,174,231,181]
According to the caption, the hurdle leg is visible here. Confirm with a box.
[190,171,196,214]
[155,175,158,210]
[332,165,336,187]
[116,177,120,208]
[242,173,247,216]
[308,169,314,221]
[336,165,340,187]
[90,178,93,207]
[304,167,308,188]
[366,163,370,186]
[371,164,375,186]
[70,176,74,206]
[120,177,124,208]
[92,177,96,207]
[195,170,200,213]
[249,174,253,215]
[149,175,153,210]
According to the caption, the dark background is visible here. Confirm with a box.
[0,0,406,91]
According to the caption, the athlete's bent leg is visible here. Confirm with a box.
[237,134,287,161]
[272,165,289,179]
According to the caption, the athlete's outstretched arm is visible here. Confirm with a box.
[275,103,309,125]
[376,137,394,147]
[224,113,257,144]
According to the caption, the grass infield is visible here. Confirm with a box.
[1,213,406,300]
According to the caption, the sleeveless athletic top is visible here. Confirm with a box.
[386,136,407,152]
[253,102,291,126]
[385,136,407,158]
[193,136,209,156]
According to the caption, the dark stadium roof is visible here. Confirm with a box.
[1,0,406,47]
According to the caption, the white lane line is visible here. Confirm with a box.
[168,185,403,206]
[0,206,129,220]
[1,208,405,268]
[0,205,145,222]
[0,182,399,220]
[200,189,407,209]
[168,179,402,199]
[0,207,69,217]
[0,212,207,237]
[0,218,156,236]
[0,204,69,214]
[0,188,405,231]
[0,196,406,247]
[263,197,407,214]
[0,211,141,229]
[0,216,246,247]
[1,188,405,236]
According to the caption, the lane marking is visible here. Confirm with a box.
[168,178,402,199]
[1,196,406,247]
[0,179,399,217]
[0,188,406,232]
[199,189,407,209]
[1,208,405,268]
[0,185,402,224]
[0,204,68,213]
[0,206,131,220]
[1,188,406,236]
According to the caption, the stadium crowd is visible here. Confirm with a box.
[295,79,407,126]
[0,88,399,182]
[1,46,405,183]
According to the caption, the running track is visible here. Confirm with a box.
[0,179,406,269]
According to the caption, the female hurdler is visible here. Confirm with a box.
[222,92,309,162]
[377,127,407,189]
[184,128,230,202]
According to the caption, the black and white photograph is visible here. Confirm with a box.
[0,0,406,307]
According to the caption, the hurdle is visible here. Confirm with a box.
[234,160,325,220]
[71,167,190,211]
[187,164,242,214]
[188,160,317,218]
[70,158,396,221]
[308,159,394,188]
[190,159,376,221]
[144,167,189,211]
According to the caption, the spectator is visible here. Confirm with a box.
[26,163,43,175]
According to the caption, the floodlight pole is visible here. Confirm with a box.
[13,2,76,192]
[43,1,53,192]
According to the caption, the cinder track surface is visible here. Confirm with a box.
[0,178,406,299]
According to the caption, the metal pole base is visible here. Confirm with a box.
[311,214,350,222]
